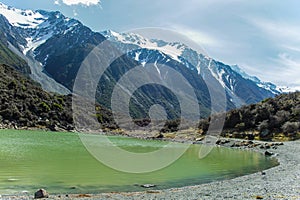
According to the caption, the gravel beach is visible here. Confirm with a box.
[1,139,299,200]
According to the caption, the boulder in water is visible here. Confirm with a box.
[264,151,274,156]
[34,189,49,199]
[141,184,156,188]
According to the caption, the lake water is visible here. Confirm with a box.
[0,130,278,195]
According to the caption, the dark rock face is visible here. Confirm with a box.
[34,25,106,90]
[34,189,49,199]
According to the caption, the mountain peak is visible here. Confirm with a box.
[231,64,260,82]
[0,3,81,54]
[102,30,188,63]
[0,2,46,28]
[0,2,79,30]
[102,30,149,45]
[103,30,188,51]
[231,64,280,95]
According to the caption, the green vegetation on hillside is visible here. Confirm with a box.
[0,64,72,130]
[0,64,117,131]
[198,92,300,141]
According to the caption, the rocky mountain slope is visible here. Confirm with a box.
[102,30,281,105]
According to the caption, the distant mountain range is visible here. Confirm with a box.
[102,30,282,105]
[0,2,288,120]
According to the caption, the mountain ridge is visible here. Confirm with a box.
[103,30,280,105]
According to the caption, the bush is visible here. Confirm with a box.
[7,80,17,89]
[258,120,269,131]
[282,121,300,134]
[39,102,50,112]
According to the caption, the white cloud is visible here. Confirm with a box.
[275,53,300,72]
[54,0,60,5]
[170,25,219,47]
[60,0,100,6]
[248,18,300,49]
[243,52,300,88]
[269,53,300,86]
[283,45,300,53]
[245,17,300,87]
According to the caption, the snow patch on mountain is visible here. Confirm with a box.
[277,86,300,93]
[102,30,185,63]
[207,59,227,88]
[0,3,80,55]
[153,60,161,75]
[195,55,201,75]
[23,34,50,54]
[0,2,45,28]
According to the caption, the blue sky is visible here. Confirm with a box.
[1,0,300,89]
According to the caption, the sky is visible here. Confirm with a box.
[1,0,300,89]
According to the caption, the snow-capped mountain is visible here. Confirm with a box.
[0,2,79,94]
[102,30,280,106]
[0,2,79,54]
[0,2,284,117]
[0,2,109,94]
[0,2,45,28]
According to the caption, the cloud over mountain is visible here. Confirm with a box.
[57,0,100,6]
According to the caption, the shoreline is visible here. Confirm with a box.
[1,135,299,200]
[94,139,299,200]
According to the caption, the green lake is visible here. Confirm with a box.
[0,130,278,195]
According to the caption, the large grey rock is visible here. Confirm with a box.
[34,189,49,199]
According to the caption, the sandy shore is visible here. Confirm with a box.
[1,139,300,200]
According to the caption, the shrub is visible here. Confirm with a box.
[39,102,50,112]
[258,120,269,131]
[282,121,300,134]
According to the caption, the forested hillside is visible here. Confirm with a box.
[0,64,73,130]
[198,92,300,141]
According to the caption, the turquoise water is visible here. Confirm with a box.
[0,130,278,195]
